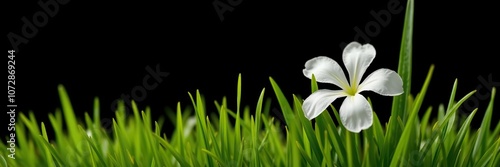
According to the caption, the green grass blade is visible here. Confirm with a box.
[311,74,318,93]
[57,85,80,143]
[201,149,226,167]
[269,77,295,128]
[252,88,266,166]
[0,155,7,167]
[78,126,107,166]
[40,122,55,166]
[93,97,101,131]
[390,64,433,167]
[269,77,303,142]
[296,141,321,167]
[420,106,433,139]
[391,0,413,121]
[37,135,67,166]
[386,0,414,164]
[417,83,478,165]
[475,137,500,167]
[153,134,190,166]
[293,95,323,163]
[449,108,478,166]
[473,87,496,160]
[175,102,186,158]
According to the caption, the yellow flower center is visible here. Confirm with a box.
[345,85,357,96]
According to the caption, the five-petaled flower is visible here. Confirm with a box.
[302,41,404,133]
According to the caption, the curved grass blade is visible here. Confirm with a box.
[390,64,433,167]
[57,85,80,143]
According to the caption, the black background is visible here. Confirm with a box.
[4,0,499,138]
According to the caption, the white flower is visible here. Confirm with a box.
[302,41,403,133]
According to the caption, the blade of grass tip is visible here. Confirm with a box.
[131,102,148,160]
[237,73,242,116]
[252,88,266,167]
[189,90,208,134]
[390,64,433,167]
[176,102,186,157]
[444,79,459,137]
[219,103,229,163]
[41,123,49,142]
[311,74,318,93]
[446,79,458,112]
[78,126,107,166]
[58,84,80,143]
[190,90,215,166]
[311,73,334,141]
[269,77,302,142]
[473,87,496,159]
[390,0,413,123]
[28,112,40,132]
[93,97,101,131]
[142,109,157,166]
[386,0,414,163]
[41,122,56,167]
[418,89,478,164]
[85,112,103,145]
[293,95,323,163]
[430,83,476,166]
[19,113,40,141]
[48,110,64,149]
[153,134,191,166]
[14,119,30,165]
[448,108,478,166]
[112,119,129,166]
[147,122,162,167]
[263,97,272,118]
[255,88,265,136]
[436,90,477,130]
[38,135,68,166]
[235,74,242,150]
[420,106,433,139]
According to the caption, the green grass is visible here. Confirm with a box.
[2,0,499,166]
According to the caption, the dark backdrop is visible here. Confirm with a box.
[4,0,499,137]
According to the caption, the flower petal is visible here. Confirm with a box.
[339,94,373,133]
[303,56,350,89]
[358,68,404,96]
[302,89,348,120]
[342,42,376,87]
